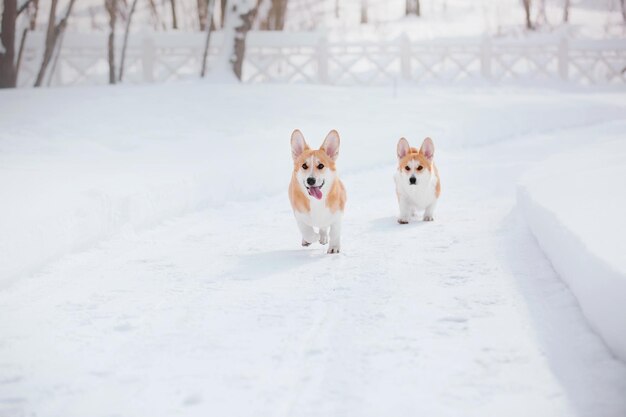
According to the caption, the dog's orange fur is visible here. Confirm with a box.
[289,148,346,213]
[398,141,441,197]
[325,177,346,212]
[289,174,310,213]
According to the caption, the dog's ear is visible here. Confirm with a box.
[419,137,434,160]
[397,137,410,159]
[291,129,309,160]
[321,130,340,161]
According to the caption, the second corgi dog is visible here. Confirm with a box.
[289,129,346,254]
[394,137,441,224]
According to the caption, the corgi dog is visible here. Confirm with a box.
[394,137,441,224]
[289,129,346,254]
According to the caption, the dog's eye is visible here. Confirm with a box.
[405,166,410,171]
[302,163,308,170]
[317,164,324,170]
[417,165,423,171]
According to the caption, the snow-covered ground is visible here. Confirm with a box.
[1,83,626,416]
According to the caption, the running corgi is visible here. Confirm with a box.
[289,129,346,254]
[394,137,441,224]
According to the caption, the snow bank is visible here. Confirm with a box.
[1,83,625,286]
[518,139,626,361]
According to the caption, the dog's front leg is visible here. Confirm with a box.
[397,195,413,224]
[296,218,319,246]
[319,227,329,245]
[423,200,437,222]
[327,221,341,254]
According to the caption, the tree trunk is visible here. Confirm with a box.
[33,0,76,87]
[232,5,257,80]
[268,0,287,30]
[46,27,67,86]
[335,0,339,18]
[34,0,58,87]
[197,0,208,30]
[15,28,28,78]
[360,0,367,24]
[119,0,138,81]
[622,0,625,23]
[0,0,18,88]
[170,0,178,29]
[220,0,227,27]
[200,0,216,76]
[105,0,117,84]
[405,0,420,17]
[27,0,39,29]
[523,0,533,29]
[562,0,570,22]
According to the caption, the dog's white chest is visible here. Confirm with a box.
[395,172,438,208]
[294,199,340,229]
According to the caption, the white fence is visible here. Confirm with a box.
[16,31,626,87]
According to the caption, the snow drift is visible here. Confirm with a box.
[518,139,626,361]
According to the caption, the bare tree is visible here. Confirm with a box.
[169,0,178,29]
[522,0,533,29]
[258,0,287,30]
[105,0,117,84]
[119,0,138,81]
[0,0,17,88]
[146,0,163,29]
[360,0,367,24]
[34,0,77,87]
[220,0,227,27]
[563,0,570,22]
[10,0,40,87]
[218,0,258,80]
[16,0,35,15]
[201,0,216,76]
[405,0,420,17]
[268,0,287,30]
[197,0,208,30]
[231,3,257,79]
[26,0,39,29]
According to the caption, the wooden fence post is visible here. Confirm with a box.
[558,37,569,81]
[142,34,155,83]
[400,34,411,80]
[481,37,492,79]
[318,35,329,84]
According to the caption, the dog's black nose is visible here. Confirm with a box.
[307,177,316,186]
[409,176,416,185]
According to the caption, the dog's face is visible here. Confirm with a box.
[396,137,435,186]
[291,130,340,200]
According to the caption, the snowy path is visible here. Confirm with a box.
[1,129,625,417]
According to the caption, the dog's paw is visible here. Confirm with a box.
[327,246,340,254]
[398,218,409,225]
[319,235,329,245]
[423,215,434,222]
[302,239,312,247]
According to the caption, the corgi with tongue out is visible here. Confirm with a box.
[289,129,346,254]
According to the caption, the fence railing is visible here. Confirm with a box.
[16,31,626,87]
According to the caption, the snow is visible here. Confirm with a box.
[518,137,626,361]
[1,83,624,287]
[1,82,626,416]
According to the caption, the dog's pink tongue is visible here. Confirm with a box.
[308,187,323,200]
